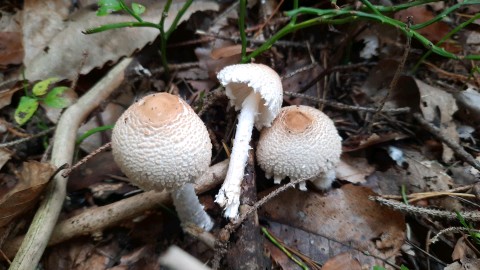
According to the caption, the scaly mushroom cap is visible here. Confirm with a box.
[217,63,283,129]
[256,105,342,182]
[111,93,212,191]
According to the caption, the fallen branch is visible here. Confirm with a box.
[5,159,228,259]
[9,58,133,270]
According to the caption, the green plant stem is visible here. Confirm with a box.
[360,0,382,16]
[165,0,193,38]
[84,21,160,34]
[412,13,480,73]
[159,0,173,76]
[290,0,299,25]
[75,125,114,145]
[261,227,309,270]
[119,0,144,22]
[239,0,247,62]
[285,8,480,60]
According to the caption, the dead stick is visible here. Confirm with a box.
[413,112,480,171]
[9,58,133,270]
[5,159,228,259]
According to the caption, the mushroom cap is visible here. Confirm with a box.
[256,105,342,182]
[111,93,212,191]
[217,63,283,129]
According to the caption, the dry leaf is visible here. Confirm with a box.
[335,154,375,184]
[0,86,21,109]
[394,6,450,44]
[322,252,362,270]
[416,79,459,162]
[25,1,219,81]
[452,236,477,261]
[0,32,24,66]
[260,184,405,268]
[0,148,13,171]
[0,161,56,227]
[22,0,71,65]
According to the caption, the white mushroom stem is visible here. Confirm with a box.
[215,92,260,218]
[172,183,214,231]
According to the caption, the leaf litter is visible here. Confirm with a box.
[2,0,480,269]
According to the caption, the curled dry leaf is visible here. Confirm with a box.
[259,184,405,268]
[25,1,219,81]
[0,161,56,227]
[335,154,375,184]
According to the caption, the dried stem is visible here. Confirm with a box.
[9,58,133,270]
[5,159,229,258]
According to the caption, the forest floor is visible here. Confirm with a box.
[1,0,480,269]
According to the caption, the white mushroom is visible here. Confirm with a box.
[111,93,214,230]
[215,64,283,218]
[256,105,342,191]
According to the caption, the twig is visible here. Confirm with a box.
[371,196,480,221]
[0,127,55,148]
[5,159,229,258]
[368,16,412,131]
[196,30,326,49]
[61,142,112,178]
[284,91,411,114]
[412,112,480,171]
[298,62,376,94]
[9,58,133,270]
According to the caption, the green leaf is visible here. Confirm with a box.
[131,3,146,16]
[400,265,410,270]
[97,0,123,16]
[44,86,71,109]
[15,96,39,125]
[32,77,58,96]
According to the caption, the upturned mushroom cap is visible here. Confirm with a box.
[111,93,212,191]
[217,63,283,129]
[256,105,342,184]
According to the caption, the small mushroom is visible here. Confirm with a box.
[215,63,283,218]
[111,93,214,230]
[256,105,342,191]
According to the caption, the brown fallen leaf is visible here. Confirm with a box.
[0,161,56,227]
[0,148,13,171]
[394,5,450,44]
[335,154,375,184]
[24,1,219,81]
[259,184,406,268]
[322,252,362,270]
[0,32,24,66]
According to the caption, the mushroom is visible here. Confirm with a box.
[256,105,342,191]
[111,93,214,230]
[215,63,283,218]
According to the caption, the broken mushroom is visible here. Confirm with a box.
[215,63,283,218]
[111,93,214,230]
[256,105,342,191]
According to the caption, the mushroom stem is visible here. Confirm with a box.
[215,92,260,218]
[172,183,214,231]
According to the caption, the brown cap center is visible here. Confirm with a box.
[136,93,183,126]
[283,109,313,133]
